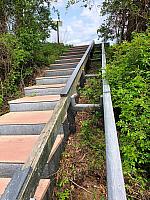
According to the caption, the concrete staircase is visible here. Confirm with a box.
[0,45,88,199]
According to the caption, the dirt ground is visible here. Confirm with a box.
[53,99,107,200]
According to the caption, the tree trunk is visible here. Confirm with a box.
[0,5,7,34]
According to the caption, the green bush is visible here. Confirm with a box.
[106,31,150,186]
[0,33,68,113]
[79,75,102,104]
[0,33,31,96]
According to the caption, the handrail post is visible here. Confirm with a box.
[102,43,127,200]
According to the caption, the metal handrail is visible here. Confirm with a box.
[60,41,94,96]
[102,43,127,200]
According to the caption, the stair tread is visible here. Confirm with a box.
[50,62,78,66]
[64,49,85,52]
[0,178,50,199]
[56,57,81,61]
[60,54,83,58]
[0,135,38,163]
[25,83,65,90]
[72,44,88,47]
[0,110,53,125]
[36,75,69,80]
[45,68,74,72]
[9,95,60,104]
[69,46,88,50]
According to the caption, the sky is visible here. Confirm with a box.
[49,0,105,45]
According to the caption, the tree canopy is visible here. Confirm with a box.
[98,0,150,42]
[0,0,54,40]
[67,0,150,42]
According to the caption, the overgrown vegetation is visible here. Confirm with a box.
[106,31,150,199]
[79,76,102,104]
[0,33,67,115]
[53,77,106,199]
[0,0,68,115]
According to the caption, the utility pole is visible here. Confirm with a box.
[53,20,62,44]
[57,21,60,44]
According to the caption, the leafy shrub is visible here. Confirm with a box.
[106,31,150,186]
[0,33,31,96]
[0,33,68,112]
[79,75,102,104]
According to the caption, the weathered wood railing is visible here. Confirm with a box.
[102,43,127,200]
[1,41,94,200]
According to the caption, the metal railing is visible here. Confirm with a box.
[102,43,127,200]
[61,41,94,96]
[1,42,94,200]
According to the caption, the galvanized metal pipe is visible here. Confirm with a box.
[102,43,127,200]
[71,94,101,112]
[85,74,99,78]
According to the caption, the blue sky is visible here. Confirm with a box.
[50,0,105,45]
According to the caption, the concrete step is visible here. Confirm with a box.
[60,54,83,59]
[0,134,63,177]
[0,135,38,163]
[44,68,74,77]
[9,95,60,112]
[63,50,85,56]
[0,110,53,135]
[69,45,88,51]
[49,63,77,70]
[73,44,88,48]
[24,84,65,96]
[0,135,38,177]
[36,76,69,85]
[0,178,50,200]
[55,57,81,64]
[68,48,87,52]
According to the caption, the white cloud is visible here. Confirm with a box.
[50,0,105,45]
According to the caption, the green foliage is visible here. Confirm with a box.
[57,189,70,200]
[0,33,68,111]
[79,75,102,104]
[106,31,150,186]
[0,0,66,112]
[98,0,150,42]
[56,178,70,200]
[67,0,149,42]
[0,0,53,37]
[0,33,31,96]
[35,43,68,65]
[80,112,105,169]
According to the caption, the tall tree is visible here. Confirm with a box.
[98,0,150,42]
[0,0,54,40]
[67,0,150,42]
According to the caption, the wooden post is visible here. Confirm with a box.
[79,70,86,88]
[57,21,60,44]
[67,104,76,134]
